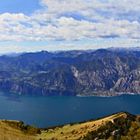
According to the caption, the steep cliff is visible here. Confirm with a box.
[0,48,139,96]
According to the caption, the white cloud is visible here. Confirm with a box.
[0,0,140,48]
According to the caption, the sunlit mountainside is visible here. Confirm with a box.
[0,48,139,96]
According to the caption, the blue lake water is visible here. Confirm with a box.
[0,92,140,128]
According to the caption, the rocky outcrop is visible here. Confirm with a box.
[0,48,139,96]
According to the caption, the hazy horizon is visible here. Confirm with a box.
[0,46,139,56]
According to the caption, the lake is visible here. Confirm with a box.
[0,92,140,128]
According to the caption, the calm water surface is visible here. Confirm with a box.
[0,92,140,128]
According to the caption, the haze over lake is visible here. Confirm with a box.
[0,92,140,128]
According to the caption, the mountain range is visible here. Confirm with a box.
[0,48,139,96]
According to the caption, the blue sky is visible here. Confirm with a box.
[0,0,41,14]
[0,0,140,53]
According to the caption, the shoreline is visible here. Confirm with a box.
[76,92,139,98]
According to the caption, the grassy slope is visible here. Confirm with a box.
[37,112,127,140]
[0,121,36,140]
[0,112,140,140]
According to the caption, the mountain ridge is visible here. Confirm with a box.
[0,112,140,140]
[0,48,139,96]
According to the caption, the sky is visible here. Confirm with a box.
[0,0,140,53]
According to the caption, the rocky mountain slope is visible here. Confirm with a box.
[1,112,140,140]
[0,48,139,96]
